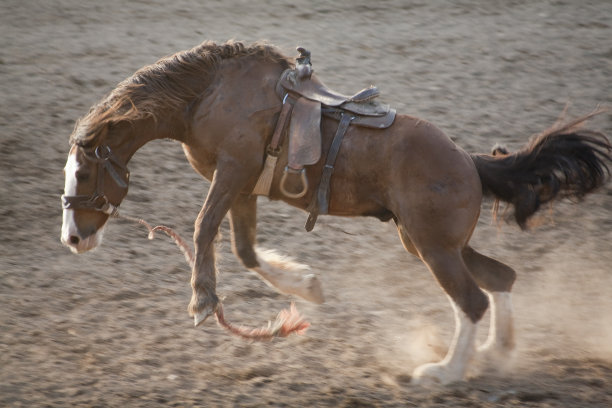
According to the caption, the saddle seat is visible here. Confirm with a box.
[277,68,391,118]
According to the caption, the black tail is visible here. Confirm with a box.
[471,110,612,229]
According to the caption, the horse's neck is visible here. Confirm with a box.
[113,116,186,164]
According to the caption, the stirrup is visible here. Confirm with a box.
[280,166,308,199]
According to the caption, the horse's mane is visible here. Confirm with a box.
[70,40,291,146]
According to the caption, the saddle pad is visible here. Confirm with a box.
[288,97,322,168]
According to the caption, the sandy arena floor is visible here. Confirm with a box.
[1,0,611,406]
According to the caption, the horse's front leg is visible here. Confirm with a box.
[229,193,324,303]
[189,164,250,326]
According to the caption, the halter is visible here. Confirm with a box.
[61,145,130,216]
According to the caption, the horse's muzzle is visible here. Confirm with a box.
[60,211,105,254]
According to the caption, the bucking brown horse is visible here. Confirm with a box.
[60,40,611,384]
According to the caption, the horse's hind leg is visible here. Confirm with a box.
[396,216,488,384]
[229,193,324,304]
[414,246,489,384]
[462,247,516,360]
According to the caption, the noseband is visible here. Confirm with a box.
[61,145,130,216]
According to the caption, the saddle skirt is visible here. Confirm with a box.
[288,97,321,167]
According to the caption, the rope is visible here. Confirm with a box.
[115,212,310,341]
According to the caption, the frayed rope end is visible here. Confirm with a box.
[215,302,310,341]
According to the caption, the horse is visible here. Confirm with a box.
[60,40,611,384]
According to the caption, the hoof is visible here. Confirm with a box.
[194,311,212,327]
[192,304,218,327]
[412,362,463,386]
[300,274,325,304]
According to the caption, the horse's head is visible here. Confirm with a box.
[61,141,130,253]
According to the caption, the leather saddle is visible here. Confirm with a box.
[252,47,396,230]
[276,48,395,173]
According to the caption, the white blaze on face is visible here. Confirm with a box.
[61,149,104,253]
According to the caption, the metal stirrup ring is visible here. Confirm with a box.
[280,166,308,199]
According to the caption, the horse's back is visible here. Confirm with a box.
[332,113,481,209]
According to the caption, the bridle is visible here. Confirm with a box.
[61,145,129,216]
[61,145,130,216]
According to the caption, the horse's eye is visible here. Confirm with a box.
[75,171,90,182]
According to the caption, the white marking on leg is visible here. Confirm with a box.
[251,249,324,304]
[412,299,477,385]
[479,291,515,355]
[440,300,478,378]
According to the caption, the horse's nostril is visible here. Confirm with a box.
[69,235,80,245]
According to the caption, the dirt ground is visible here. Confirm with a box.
[1,0,611,406]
